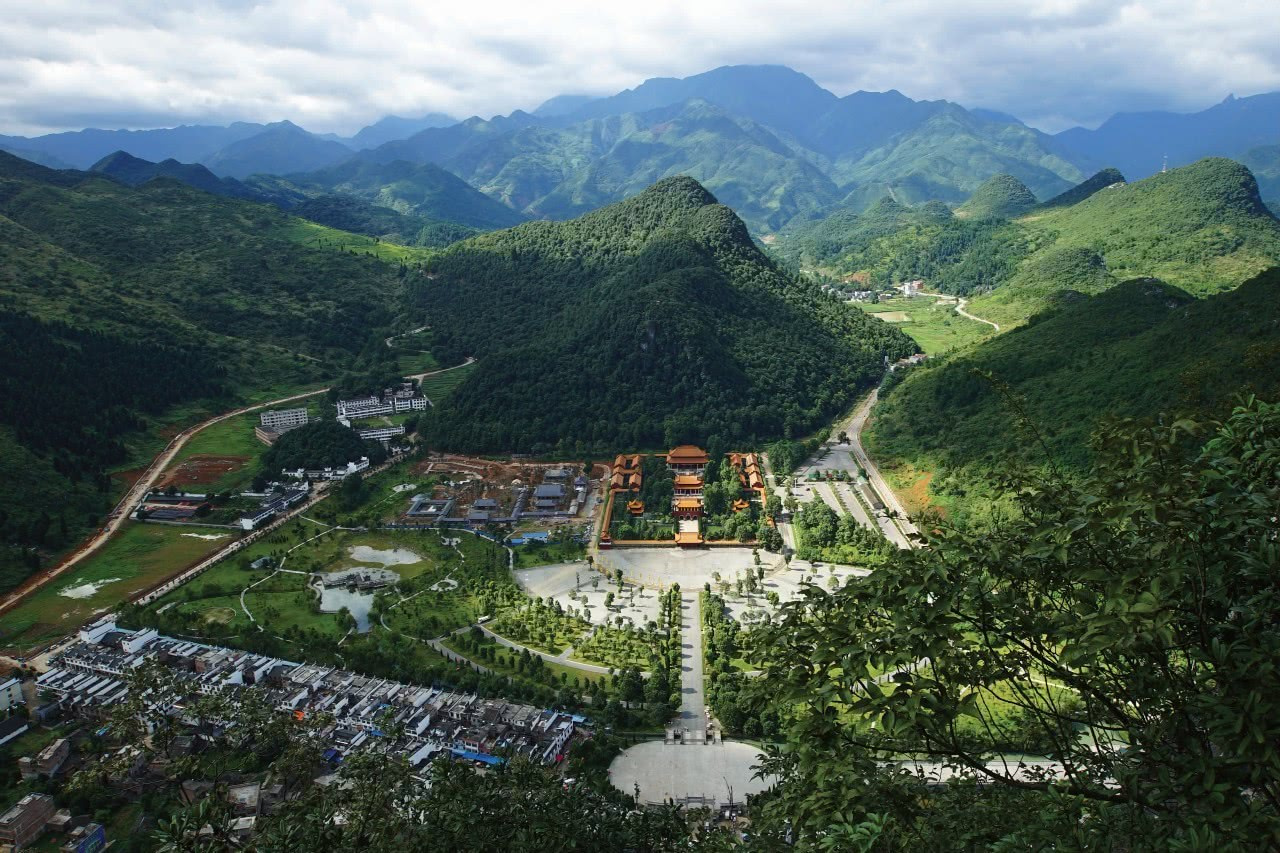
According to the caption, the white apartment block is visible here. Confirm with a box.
[0,677,22,713]
[336,397,393,419]
[357,425,407,442]
[259,408,309,433]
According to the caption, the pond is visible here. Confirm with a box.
[348,545,422,566]
[315,583,377,633]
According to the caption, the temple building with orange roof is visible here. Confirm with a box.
[673,473,703,498]
[673,497,703,520]
[610,453,644,492]
[665,444,709,474]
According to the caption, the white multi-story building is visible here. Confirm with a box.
[357,425,407,442]
[338,388,427,419]
[259,408,309,433]
[336,396,394,419]
[0,677,23,713]
[391,395,428,413]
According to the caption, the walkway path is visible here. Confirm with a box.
[474,623,626,677]
[919,290,1000,332]
[675,592,706,740]
[0,385,331,618]
[408,356,476,387]
[955,297,1000,332]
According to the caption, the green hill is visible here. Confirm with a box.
[416,177,916,453]
[201,121,354,179]
[957,174,1038,219]
[290,195,479,247]
[90,150,262,200]
[0,151,421,592]
[970,158,1280,324]
[776,158,1280,326]
[1037,167,1126,208]
[831,107,1079,207]
[868,269,1280,524]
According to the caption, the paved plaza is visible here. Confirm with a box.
[513,562,665,627]
[597,546,781,588]
[609,740,776,805]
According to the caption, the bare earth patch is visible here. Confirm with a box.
[161,454,251,487]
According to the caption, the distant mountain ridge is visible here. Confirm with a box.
[3,65,1277,234]
[359,68,1086,232]
[1055,92,1280,181]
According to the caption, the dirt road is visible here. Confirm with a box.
[0,386,330,617]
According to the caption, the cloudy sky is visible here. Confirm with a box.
[1,0,1278,137]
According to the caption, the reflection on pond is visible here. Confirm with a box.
[315,583,377,633]
[348,546,421,566]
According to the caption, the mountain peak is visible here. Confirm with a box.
[638,175,719,209]
[1039,167,1126,209]
[959,174,1038,219]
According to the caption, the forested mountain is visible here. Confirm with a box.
[416,176,916,453]
[867,269,1280,523]
[89,150,263,200]
[0,114,451,171]
[0,151,417,592]
[348,113,458,149]
[1241,144,1280,211]
[776,158,1280,325]
[1037,167,1126,208]
[0,122,273,169]
[254,158,526,229]
[362,65,1086,232]
[201,121,355,178]
[1054,92,1280,180]
[956,174,1038,219]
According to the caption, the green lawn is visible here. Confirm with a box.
[143,525,469,643]
[1,523,233,651]
[271,219,435,265]
[857,296,994,355]
[509,538,587,569]
[419,362,477,401]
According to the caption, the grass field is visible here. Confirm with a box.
[1,523,233,651]
[419,362,477,401]
[857,296,994,354]
[146,525,470,643]
[271,219,435,265]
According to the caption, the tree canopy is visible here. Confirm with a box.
[752,397,1280,850]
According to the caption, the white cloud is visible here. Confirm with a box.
[0,0,1276,136]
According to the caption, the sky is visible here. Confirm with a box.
[1,0,1278,137]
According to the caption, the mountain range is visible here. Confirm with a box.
[778,158,1280,325]
[2,65,1277,235]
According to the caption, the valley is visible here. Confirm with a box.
[0,58,1278,852]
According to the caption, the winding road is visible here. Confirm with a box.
[0,386,332,618]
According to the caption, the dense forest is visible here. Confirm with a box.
[867,269,1280,524]
[0,311,226,590]
[0,151,415,591]
[291,195,479,248]
[416,177,915,454]
[259,420,387,476]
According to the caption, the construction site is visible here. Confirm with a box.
[398,454,600,530]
